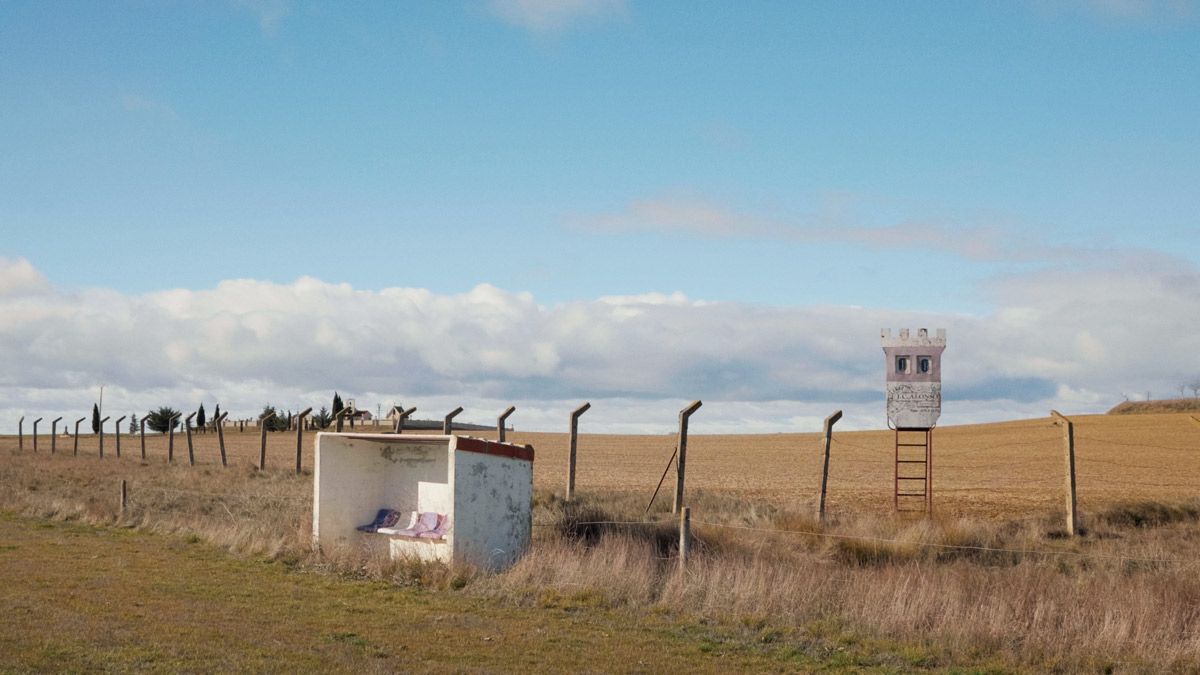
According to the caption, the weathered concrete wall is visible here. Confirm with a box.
[312,434,451,561]
[881,328,947,429]
[450,437,533,571]
[313,433,533,570]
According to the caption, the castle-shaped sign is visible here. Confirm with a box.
[881,328,946,429]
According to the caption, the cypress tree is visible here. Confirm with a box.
[91,403,100,434]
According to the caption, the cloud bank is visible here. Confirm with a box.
[1,256,1197,434]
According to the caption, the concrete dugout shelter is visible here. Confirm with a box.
[313,433,534,570]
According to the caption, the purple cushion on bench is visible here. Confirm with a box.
[356,508,402,533]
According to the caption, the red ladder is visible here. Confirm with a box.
[894,428,932,513]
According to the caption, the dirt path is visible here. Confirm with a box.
[0,513,890,673]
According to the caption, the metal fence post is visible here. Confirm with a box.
[498,406,516,443]
[443,406,463,435]
[818,410,843,524]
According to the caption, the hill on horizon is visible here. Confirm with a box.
[1107,397,1200,415]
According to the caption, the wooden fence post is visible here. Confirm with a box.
[443,406,463,435]
[497,406,516,443]
[818,410,843,525]
[678,506,691,573]
[295,408,312,474]
[167,412,181,464]
[139,414,148,460]
[566,402,591,501]
[73,417,84,456]
[98,416,110,458]
[32,417,42,453]
[216,412,229,467]
[333,408,347,433]
[50,417,62,455]
[17,416,23,452]
[259,411,275,471]
[114,415,126,458]
[673,401,702,515]
[184,412,197,466]
[120,479,128,516]
[1051,410,1078,536]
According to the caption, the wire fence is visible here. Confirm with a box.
[532,516,1194,567]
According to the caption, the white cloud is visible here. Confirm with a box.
[0,257,49,296]
[487,0,627,32]
[1,256,1198,434]
[576,194,1156,264]
[233,0,291,36]
[1031,0,1198,23]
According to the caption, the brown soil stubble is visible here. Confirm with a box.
[1,410,1197,518]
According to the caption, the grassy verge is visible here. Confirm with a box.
[0,512,961,673]
[2,450,1199,671]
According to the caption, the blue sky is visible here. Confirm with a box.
[1,1,1198,432]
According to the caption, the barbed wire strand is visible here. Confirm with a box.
[536,518,1190,566]
[1075,435,1197,453]
[129,483,309,503]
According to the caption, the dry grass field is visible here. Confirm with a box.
[7,411,1196,518]
[2,411,1199,671]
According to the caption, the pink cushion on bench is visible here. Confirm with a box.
[379,511,448,540]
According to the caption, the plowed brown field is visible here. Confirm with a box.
[5,412,1197,518]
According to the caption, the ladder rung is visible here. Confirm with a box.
[897,492,927,497]
[896,460,926,464]
[897,477,927,482]
[897,443,928,447]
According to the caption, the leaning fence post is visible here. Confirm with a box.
[333,408,347,433]
[98,416,110,458]
[818,410,843,525]
[18,416,24,452]
[184,412,197,466]
[497,406,516,442]
[678,506,691,573]
[443,406,463,435]
[51,417,62,454]
[396,406,415,434]
[73,417,84,456]
[139,415,148,460]
[259,411,275,471]
[295,407,312,474]
[114,416,126,458]
[32,417,42,453]
[1051,410,1078,536]
[216,412,229,467]
[673,401,702,515]
[566,402,591,502]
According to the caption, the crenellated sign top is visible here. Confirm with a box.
[882,328,946,429]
